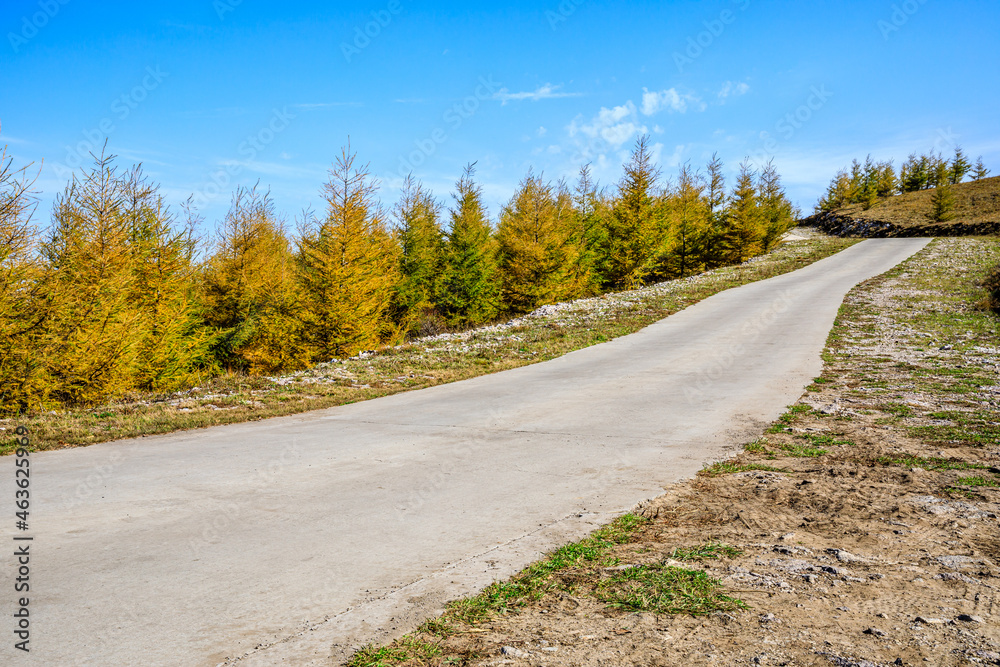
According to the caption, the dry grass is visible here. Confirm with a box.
[818,175,1000,233]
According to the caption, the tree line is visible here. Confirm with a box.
[0,137,796,413]
[816,146,991,217]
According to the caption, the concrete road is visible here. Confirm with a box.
[1,238,928,666]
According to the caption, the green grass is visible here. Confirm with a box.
[953,475,999,488]
[344,513,650,665]
[778,442,828,458]
[879,402,915,418]
[596,564,747,616]
[766,405,814,433]
[875,455,989,471]
[801,433,854,447]
[444,513,647,625]
[347,637,442,667]
[668,543,742,561]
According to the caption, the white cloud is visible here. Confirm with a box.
[494,83,582,104]
[640,87,704,116]
[717,81,750,100]
[568,101,648,150]
[537,126,548,137]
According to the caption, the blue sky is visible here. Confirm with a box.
[2,0,999,232]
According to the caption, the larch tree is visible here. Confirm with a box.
[566,164,605,295]
[393,175,445,335]
[122,169,211,390]
[660,164,709,279]
[720,160,763,264]
[757,160,796,251]
[0,148,45,413]
[972,156,990,181]
[601,135,664,289]
[202,184,305,373]
[297,146,401,359]
[931,181,957,222]
[37,151,147,404]
[816,170,852,212]
[496,172,578,314]
[702,153,728,269]
[950,147,971,184]
[436,163,500,326]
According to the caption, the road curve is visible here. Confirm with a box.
[1,238,929,666]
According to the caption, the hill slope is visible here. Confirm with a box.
[803,175,1000,236]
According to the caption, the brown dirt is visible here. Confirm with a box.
[358,238,1000,667]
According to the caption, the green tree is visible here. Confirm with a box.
[659,164,709,278]
[297,146,401,358]
[859,156,879,209]
[950,147,971,184]
[436,163,501,326]
[816,170,852,212]
[720,160,763,264]
[600,135,664,289]
[931,182,957,222]
[565,164,605,295]
[900,153,930,192]
[757,160,796,250]
[393,175,444,335]
[972,156,990,181]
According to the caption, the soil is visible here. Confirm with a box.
[371,238,1000,667]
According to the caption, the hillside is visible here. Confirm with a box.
[803,175,1000,236]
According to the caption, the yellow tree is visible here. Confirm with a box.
[0,148,45,413]
[201,184,305,373]
[37,151,146,404]
[497,172,580,314]
[297,145,401,359]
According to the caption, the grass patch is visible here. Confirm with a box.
[699,461,789,477]
[347,636,441,667]
[953,475,1000,488]
[879,402,915,418]
[875,455,989,471]
[668,543,742,561]
[908,423,1000,447]
[778,442,828,458]
[596,564,747,616]
[445,514,647,625]
[801,433,854,447]
[766,405,814,433]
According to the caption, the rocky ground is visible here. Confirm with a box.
[348,237,1000,667]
